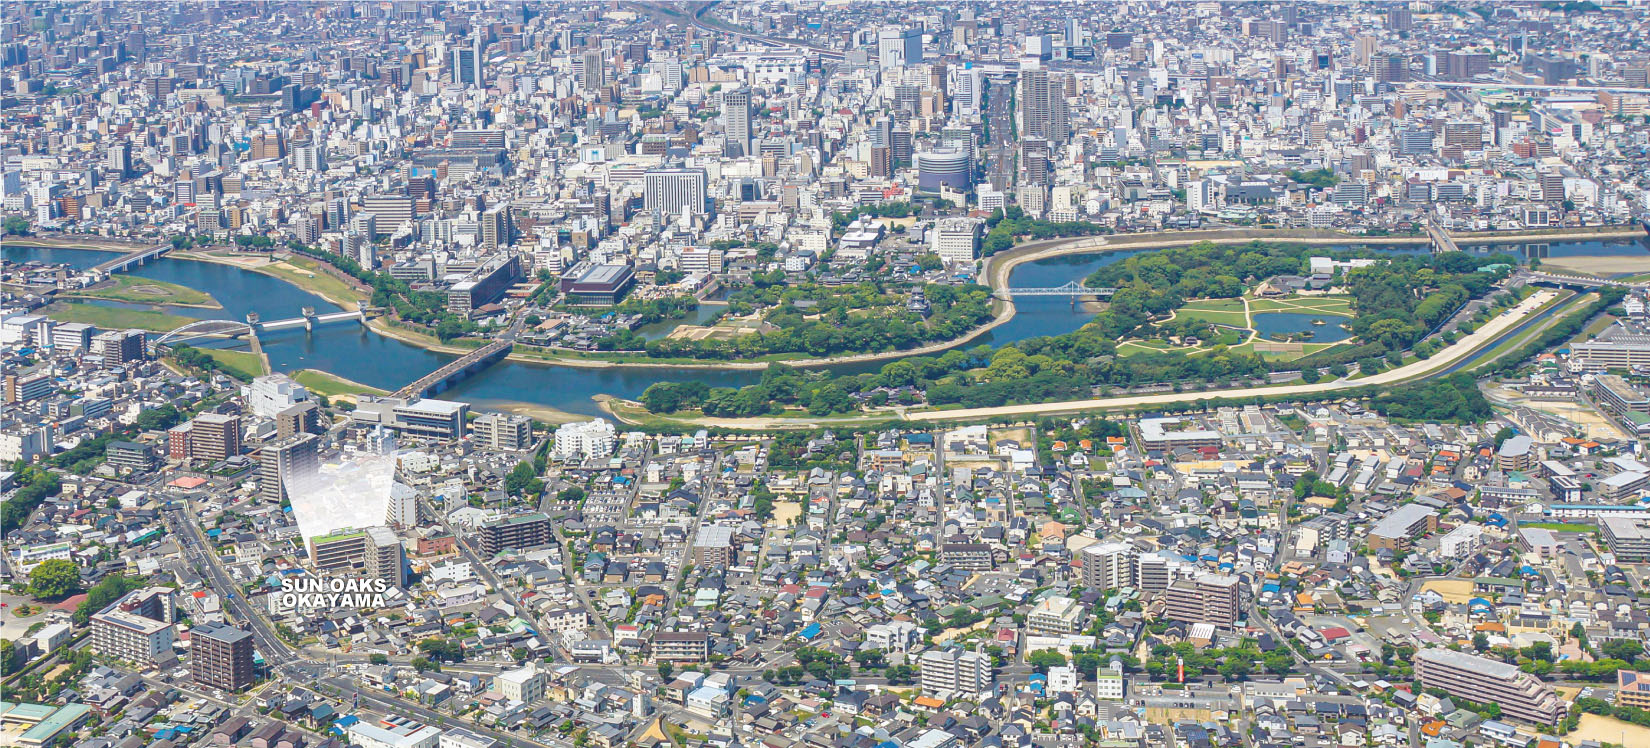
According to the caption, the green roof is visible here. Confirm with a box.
[18,704,91,745]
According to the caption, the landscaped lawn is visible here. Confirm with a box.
[1176,298,1250,327]
[1248,294,1355,316]
[46,302,195,332]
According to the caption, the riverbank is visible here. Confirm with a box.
[132,225,1649,376]
[58,274,221,309]
[603,289,1560,429]
[43,301,195,332]
[170,250,369,311]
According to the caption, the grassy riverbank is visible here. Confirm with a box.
[200,349,268,380]
[171,250,369,310]
[62,274,219,308]
[44,302,195,332]
[293,369,388,398]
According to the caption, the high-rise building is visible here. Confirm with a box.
[644,168,709,219]
[91,588,175,667]
[92,329,146,366]
[1387,6,1413,31]
[1415,649,1566,724]
[579,49,607,92]
[480,204,514,249]
[307,525,406,589]
[478,513,555,555]
[291,140,326,172]
[452,33,485,88]
[1373,53,1407,83]
[1164,573,1242,627]
[276,401,322,438]
[260,432,319,503]
[107,141,132,177]
[473,412,533,451]
[192,623,255,692]
[930,218,982,265]
[721,88,752,157]
[1080,541,1138,590]
[1399,127,1434,156]
[877,27,921,69]
[918,649,991,697]
[190,413,242,461]
[1019,67,1054,142]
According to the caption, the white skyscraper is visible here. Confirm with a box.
[721,88,752,157]
[644,168,709,218]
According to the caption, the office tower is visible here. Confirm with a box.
[1399,127,1433,156]
[1373,53,1406,83]
[954,66,982,116]
[192,624,255,692]
[580,49,606,91]
[1354,34,1379,66]
[291,140,326,172]
[644,168,709,218]
[191,413,242,461]
[92,329,146,366]
[359,195,415,235]
[260,432,319,503]
[928,61,947,109]
[722,87,752,157]
[877,27,921,69]
[1164,573,1242,627]
[107,141,132,177]
[1415,650,1567,724]
[1080,541,1138,590]
[1387,6,1413,31]
[452,33,485,88]
[1443,120,1483,150]
[918,649,991,697]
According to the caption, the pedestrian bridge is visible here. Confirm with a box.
[153,309,365,346]
[995,281,1117,299]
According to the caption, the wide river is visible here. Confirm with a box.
[7,237,1647,419]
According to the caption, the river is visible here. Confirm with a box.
[6,237,1647,420]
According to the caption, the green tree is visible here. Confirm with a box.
[3,216,30,236]
[29,559,80,599]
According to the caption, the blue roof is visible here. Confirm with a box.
[800,623,822,639]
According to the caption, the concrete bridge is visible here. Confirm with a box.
[1526,271,1649,291]
[93,243,170,274]
[1426,219,1461,254]
[153,308,366,346]
[394,340,513,399]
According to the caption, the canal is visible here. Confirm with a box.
[6,237,1646,419]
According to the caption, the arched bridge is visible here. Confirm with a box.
[154,309,367,346]
[155,319,255,346]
